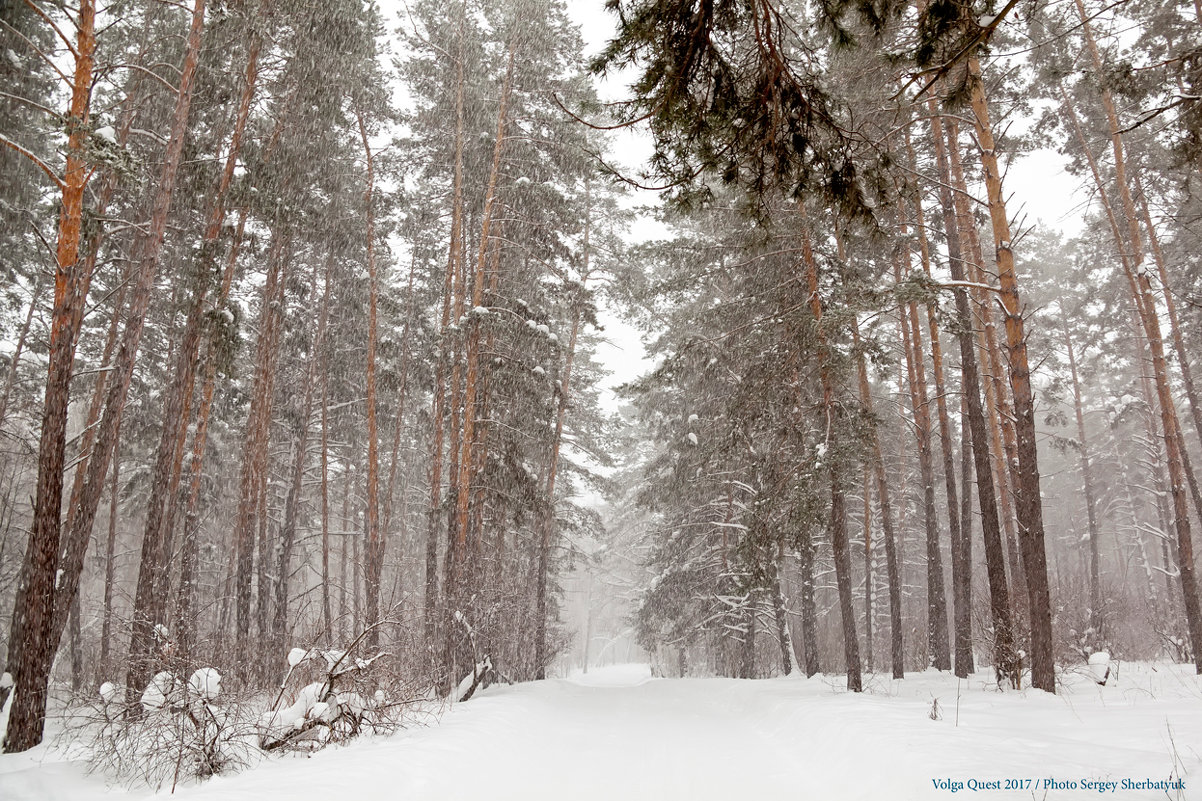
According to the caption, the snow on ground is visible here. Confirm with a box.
[1,661,1199,800]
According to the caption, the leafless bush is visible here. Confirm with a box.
[256,620,440,753]
[62,669,258,790]
[62,622,440,788]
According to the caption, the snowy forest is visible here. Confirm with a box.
[1,0,1202,796]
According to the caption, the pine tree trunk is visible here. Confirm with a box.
[536,203,588,680]
[357,107,384,647]
[862,466,873,672]
[132,3,263,676]
[340,472,350,642]
[3,0,96,753]
[46,0,206,703]
[1063,328,1102,637]
[98,427,120,682]
[943,119,1024,601]
[381,256,420,564]
[68,592,82,693]
[273,294,322,644]
[894,226,951,671]
[800,216,860,691]
[928,106,1019,687]
[902,149,972,675]
[233,231,289,669]
[772,542,796,675]
[798,533,820,678]
[432,17,468,684]
[320,275,333,642]
[454,45,514,590]
[906,167,972,677]
[966,57,1056,691]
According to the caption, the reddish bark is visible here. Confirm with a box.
[2,0,96,753]
[966,57,1055,691]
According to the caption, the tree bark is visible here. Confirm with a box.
[943,119,1024,601]
[233,231,289,669]
[894,216,951,671]
[965,57,1056,691]
[98,424,120,682]
[44,0,205,707]
[800,215,860,691]
[928,105,1019,686]
[3,0,96,753]
[1063,327,1102,638]
[851,319,905,678]
[131,0,264,676]
[357,107,385,647]
[907,163,972,677]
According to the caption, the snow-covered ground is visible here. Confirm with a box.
[2,661,1199,800]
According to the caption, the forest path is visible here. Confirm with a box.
[201,663,812,801]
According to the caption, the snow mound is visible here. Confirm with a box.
[188,668,222,701]
[141,671,175,711]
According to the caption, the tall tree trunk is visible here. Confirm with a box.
[320,261,333,642]
[380,256,420,577]
[772,542,796,675]
[903,148,972,676]
[340,470,350,641]
[1063,327,1103,638]
[68,593,82,693]
[3,0,97,753]
[852,322,905,678]
[928,105,1019,687]
[453,45,514,588]
[965,57,1056,690]
[233,231,289,669]
[132,2,264,676]
[357,107,385,647]
[740,594,756,679]
[943,119,1024,601]
[536,191,589,679]
[98,426,120,681]
[432,14,468,685]
[862,466,873,672]
[907,163,972,677]
[800,216,860,691]
[273,260,326,645]
[894,216,951,671]
[798,532,820,677]
[46,0,206,706]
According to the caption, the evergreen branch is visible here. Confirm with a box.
[110,63,180,94]
[0,17,74,86]
[20,0,78,58]
[0,133,64,188]
[895,0,1025,101]
[0,90,63,121]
